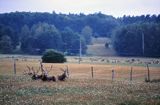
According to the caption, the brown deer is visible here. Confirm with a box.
[24,66,34,75]
[41,73,56,81]
[40,62,56,82]
[31,67,43,80]
[58,68,68,81]
[25,63,70,82]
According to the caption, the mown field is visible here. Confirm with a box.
[0,55,160,105]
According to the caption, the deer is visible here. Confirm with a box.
[41,73,56,81]
[25,62,70,82]
[23,66,34,75]
[31,67,43,80]
[24,66,42,80]
[57,67,69,81]
[40,62,56,82]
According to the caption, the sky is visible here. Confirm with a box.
[0,0,160,17]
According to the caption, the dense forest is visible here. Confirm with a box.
[0,12,160,57]
[113,15,160,57]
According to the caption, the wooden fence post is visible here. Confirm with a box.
[91,66,94,78]
[66,65,69,78]
[130,67,133,81]
[13,59,16,75]
[112,69,115,81]
[147,64,150,82]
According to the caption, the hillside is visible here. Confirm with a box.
[86,37,116,56]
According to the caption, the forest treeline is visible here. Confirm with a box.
[0,12,160,57]
[113,15,160,57]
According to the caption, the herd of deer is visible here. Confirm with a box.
[24,62,69,82]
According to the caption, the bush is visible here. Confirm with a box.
[42,50,66,63]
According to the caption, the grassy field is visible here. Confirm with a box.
[0,56,159,81]
[86,37,116,56]
[0,55,160,105]
[0,75,160,105]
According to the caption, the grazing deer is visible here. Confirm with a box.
[58,68,68,81]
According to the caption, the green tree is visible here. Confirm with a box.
[62,27,87,55]
[81,26,92,44]
[61,27,74,53]
[112,23,160,57]
[0,35,13,53]
[20,25,33,53]
[31,23,63,54]
[0,25,17,49]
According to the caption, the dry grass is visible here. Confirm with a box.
[0,75,160,105]
[0,57,160,105]
[0,58,159,81]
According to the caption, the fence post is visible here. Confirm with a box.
[66,65,69,78]
[147,64,150,82]
[13,59,16,75]
[130,67,133,81]
[112,69,115,81]
[91,66,94,78]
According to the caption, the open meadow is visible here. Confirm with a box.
[0,55,160,105]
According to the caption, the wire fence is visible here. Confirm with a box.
[0,57,159,82]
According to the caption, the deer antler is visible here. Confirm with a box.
[46,65,53,74]
[23,69,28,75]
[26,65,34,75]
[31,67,35,73]
[26,65,31,72]
[40,62,45,74]
[49,65,53,71]
[36,67,40,74]
[60,68,65,72]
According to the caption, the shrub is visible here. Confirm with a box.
[42,50,66,63]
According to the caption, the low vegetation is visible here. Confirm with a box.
[42,50,66,63]
[0,75,160,105]
[0,56,159,105]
